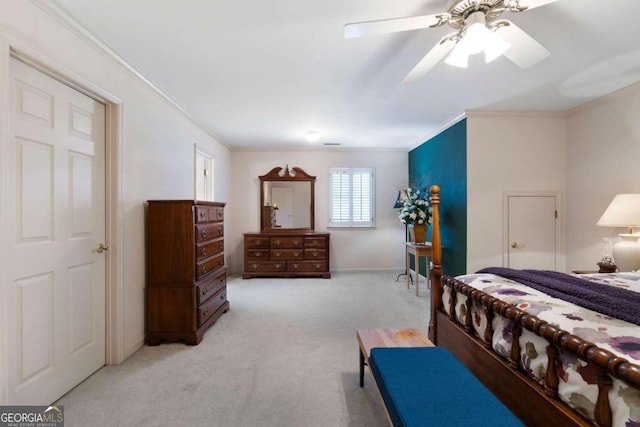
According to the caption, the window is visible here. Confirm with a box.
[329,167,375,227]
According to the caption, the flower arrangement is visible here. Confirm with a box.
[398,188,432,225]
[597,256,617,273]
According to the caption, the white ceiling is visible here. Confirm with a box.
[51,0,640,150]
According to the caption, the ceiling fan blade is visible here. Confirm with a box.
[497,20,551,69]
[516,0,560,10]
[344,13,448,39]
[401,34,456,84]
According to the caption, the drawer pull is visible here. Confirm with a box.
[218,226,223,235]
[203,308,209,315]
[312,252,318,257]
[219,242,224,249]
[293,251,300,256]
[255,252,262,257]
[255,239,262,245]
[201,247,207,256]
[218,260,224,266]
[293,241,300,246]
[218,211,223,218]
[273,239,281,246]
[220,293,225,300]
[200,229,208,238]
[202,287,209,296]
[274,251,282,257]
[199,211,206,218]
[291,263,299,269]
[315,264,321,269]
[251,263,259,269]
[275,263,283,268]
[202,266,207,274]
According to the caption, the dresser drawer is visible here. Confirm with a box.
[197,269,226,306]
[195,222,224,243]
[196,253,225,279]
[270,237,303,248]
[195,205,225,224]
[196,237,224,261]
[287,260,327,272]
[246,236,269,248]
[195,206,209,224]
[246,249,269,261]
[208,206,224,223]
[270,248,303,261]
[245,261,286,273]
[198,287,227,326]
[304,248,326,260]
[304,237,326,248]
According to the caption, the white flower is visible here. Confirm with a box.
[397,187,432,225]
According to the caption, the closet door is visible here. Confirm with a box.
[506,194,559,270]
[4,57,106,404]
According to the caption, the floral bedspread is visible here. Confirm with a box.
[443,271,640,427]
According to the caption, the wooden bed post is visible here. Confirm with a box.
[428,185,442,344]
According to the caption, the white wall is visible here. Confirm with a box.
[466,112,567,273]
[0,1,231,371]
[229,149,408,274]
[566,82,640,271]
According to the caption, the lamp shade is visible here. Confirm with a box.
[597,194,640,230]
[597,194,640,272]
[393,190,405,209]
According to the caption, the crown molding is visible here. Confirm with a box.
[465,110,566,119]
[230,145,408,153]
[408,112,466,151]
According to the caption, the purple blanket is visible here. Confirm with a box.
[477,267,640,326]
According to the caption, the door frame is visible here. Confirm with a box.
[194,144,215,201]
[502,191,564,271]
[0,27,125,403]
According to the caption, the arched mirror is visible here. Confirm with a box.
[260,166,315,231]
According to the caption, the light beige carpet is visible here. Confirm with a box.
[56,271,430,427]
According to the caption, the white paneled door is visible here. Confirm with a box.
[5,57,106,404]
[506,194,558,270]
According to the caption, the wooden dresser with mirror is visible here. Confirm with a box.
[243,166,330,279]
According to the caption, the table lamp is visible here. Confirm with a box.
[597,194,640,272]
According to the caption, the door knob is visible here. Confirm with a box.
[511,242,521,249]
[96,243,109,253]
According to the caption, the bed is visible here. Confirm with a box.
[427,185,640,427]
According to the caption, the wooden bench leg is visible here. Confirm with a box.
[359,346,365,387]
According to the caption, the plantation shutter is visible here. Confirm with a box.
[329,167,374,227]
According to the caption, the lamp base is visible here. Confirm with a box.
[612,234,640,272]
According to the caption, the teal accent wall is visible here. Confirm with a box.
[409,119,467,276]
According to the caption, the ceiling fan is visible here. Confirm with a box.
[345,0,559,83]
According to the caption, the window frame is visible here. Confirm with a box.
[328,167,375,228]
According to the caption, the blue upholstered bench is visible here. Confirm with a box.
[369,347,524,427]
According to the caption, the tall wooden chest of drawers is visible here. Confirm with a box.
[243,232,330,279]
[146,200,228,345]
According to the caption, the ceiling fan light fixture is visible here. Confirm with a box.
[464,15,491,55]
[305,131,320,142]
[483,34,510,63]
[444,11,510,68]
[444,41,470,68]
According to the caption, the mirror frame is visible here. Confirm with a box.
[260,166,315,232]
